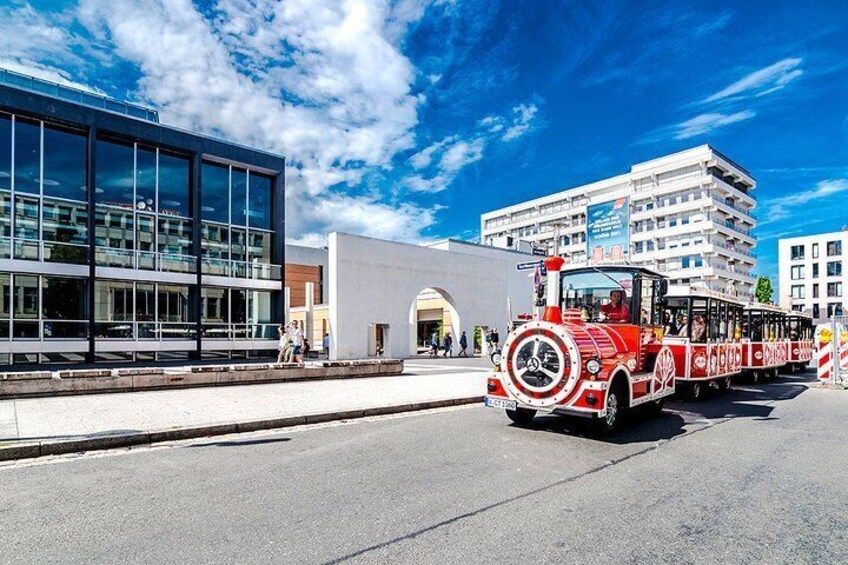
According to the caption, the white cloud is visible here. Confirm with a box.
[762,179,848,224]
[502,103,538,141]
[673,110,756,139]
[71,0,442,243]
[0,2,106,94]
[409,136,456,169]
[704,58,804,103]
[440,138,484,172]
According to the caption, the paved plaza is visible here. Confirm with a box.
[0,359,489,448]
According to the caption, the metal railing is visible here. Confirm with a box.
[95,247,197,274]
[92,322,278,340]
[0,67,159,122]
[8,239,89,264]
[0,319,89,340]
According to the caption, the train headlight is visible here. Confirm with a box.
[586,358,601,375]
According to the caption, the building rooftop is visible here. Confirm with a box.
[0,67,159,123]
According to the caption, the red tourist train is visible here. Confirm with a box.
[484,260,812,433]
[786,311,814,372]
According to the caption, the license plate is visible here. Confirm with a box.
[485,397,517,411]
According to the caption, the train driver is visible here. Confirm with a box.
[600,289,631,323]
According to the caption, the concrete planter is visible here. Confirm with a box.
[0,359,404,399]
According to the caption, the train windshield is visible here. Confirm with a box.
[561,269,635,323]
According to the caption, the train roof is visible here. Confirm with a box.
[665,285,747,305]
[559,263,665,279]
[786,310,813,319]
[744,302,788,314]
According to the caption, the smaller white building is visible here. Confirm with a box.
[778,230,847,322]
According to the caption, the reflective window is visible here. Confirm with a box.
[43,124,87,201]
[202,287,229,323]
[43,198,88,264]
[231,168,247,226]
[249,290,275,323]
[157,217,192,256]
[248,231,272,264]
[0,114,10,190]
[14,196,39,240]
[136,145,156,212]
[157,151,190,217]
[94,280,134,339]
[43,276,87,320]
[13,275,39,319]
[96,139,135,208]
[95,280,134,321]
[248,173,273,229]
[136,283,156,322]
[95,207,133,249]
[157,284,189,322]
[14,117,40,195]
[231,289,247,323]
[0,190,10,239]
[201,223,229,275]
[202,163,229,223]
[0,273,8,339]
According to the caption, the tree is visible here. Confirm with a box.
[755,276,774,304]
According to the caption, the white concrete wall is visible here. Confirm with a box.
[328,232,534,360]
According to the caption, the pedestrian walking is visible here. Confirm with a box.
[443,332,453,358]
[322,333,330,358]
[458,330,468,357]
[430,332,439,357]
[491,328,500,351]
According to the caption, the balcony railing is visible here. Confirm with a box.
[0,67,160,122]
[92,322,278,341]
[201,258,282,280]
[1,319,89,340]
[7,239,89,264]
[96,247,197,274]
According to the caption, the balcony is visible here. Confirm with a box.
[5,239,89,264]
[202,258,282,281]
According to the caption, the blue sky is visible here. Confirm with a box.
[2,0,847,285]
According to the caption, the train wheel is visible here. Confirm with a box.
[646,398,665,417]
[506,407,536,426]
[717,376,732,393]
[689,381,703,401]
[751,371,760,384]
[594,387,623,435]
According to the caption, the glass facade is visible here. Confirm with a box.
[0,102,283,365]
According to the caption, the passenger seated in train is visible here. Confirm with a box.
[691,314,706,342]
[600,290,631,323]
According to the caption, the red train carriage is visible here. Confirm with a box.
[785,311,814,372]
[741,303,790,381]
[661,286,745,399]
[484,261,676,433]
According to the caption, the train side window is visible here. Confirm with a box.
[691,298,707,343]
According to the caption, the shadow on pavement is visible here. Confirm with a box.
[188,436,292,448]
[509,372,815,444]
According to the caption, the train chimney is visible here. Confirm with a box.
[542,256,565,324]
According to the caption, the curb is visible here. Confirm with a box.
[0,396,484,462]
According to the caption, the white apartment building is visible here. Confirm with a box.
[481,145,758,298]
[778,231,847,322]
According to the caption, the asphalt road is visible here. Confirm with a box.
[1,372,846,564]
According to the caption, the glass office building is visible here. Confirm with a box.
[0,72,285,365]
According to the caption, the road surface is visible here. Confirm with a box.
[1,371,846,564]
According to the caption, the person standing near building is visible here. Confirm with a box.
[291,320,305,364]
[458,331,468,357]
[277,325,288,363]
[491,328,500,351]
[430,331,439,357]
[443,332,453,358]
[323,332,330,358]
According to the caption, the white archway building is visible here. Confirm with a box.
[328,232,535,360]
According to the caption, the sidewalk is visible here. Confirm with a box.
[0,370,488,460]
